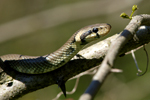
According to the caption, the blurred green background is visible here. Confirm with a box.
[0,0,150,100]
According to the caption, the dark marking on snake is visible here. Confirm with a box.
[80,30,92,43]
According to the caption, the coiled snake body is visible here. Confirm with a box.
[0,23,111,74]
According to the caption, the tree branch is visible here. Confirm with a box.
[0,14,150,100]
[79,14,150,100]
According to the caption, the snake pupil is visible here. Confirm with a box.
[92,28,98,33]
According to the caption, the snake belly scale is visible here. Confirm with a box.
[0,23,111,74]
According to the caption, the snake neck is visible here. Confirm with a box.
[45,36,83,68]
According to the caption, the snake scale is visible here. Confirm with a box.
[0,23,111,74]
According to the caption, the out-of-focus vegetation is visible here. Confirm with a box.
[0,0,150,100]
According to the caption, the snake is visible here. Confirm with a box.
[0,23,111,74]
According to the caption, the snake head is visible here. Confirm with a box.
[75,23,111,45]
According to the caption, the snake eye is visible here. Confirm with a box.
[92,28,98,33]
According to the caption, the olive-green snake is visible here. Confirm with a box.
[0,23,111,74]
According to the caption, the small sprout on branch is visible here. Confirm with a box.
[130,5,138,19]
[120,13,130,19]
[120,5,138,20]
[132,5,138,12]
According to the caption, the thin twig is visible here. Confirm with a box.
[137,45,149,76]
[131,50,142,74]
[53,67,98,100]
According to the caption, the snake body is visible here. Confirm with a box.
[0,23,111,74]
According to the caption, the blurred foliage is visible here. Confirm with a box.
[0,0,150,100]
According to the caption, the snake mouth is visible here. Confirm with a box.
[80,31,100,45]
[80,30,92,43]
